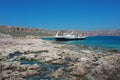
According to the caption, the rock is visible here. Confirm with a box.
[1,70,12,79]
[70,66,85,76]
[50,67,65,78]
[10,61,21,70]
[0,77,2,80]
[68,62,89,77]
[0,61,11,70]
[20,53,37,61]
[1,38,120,80]
[28,64,39,70]
[80,50,93,54]
[20,70,39,78]
[80,57,88,61]
[10,71,20,76]
[36,52,61,62]
[20,72,27,78]
[19,65,29,71]
[84,54,120,80]
[107,49,119,53]
[51,59,68,64]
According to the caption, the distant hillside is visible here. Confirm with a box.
[0,26,120,38]
[87,30,120,36]
[0,26,55,37]
[0,26,87,38]
[55,30,120,36]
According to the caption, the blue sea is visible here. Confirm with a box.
[42,36,120,51]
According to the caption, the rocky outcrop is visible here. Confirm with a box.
[84,54,120,80]
[0,38,120,80]
[1,61,40,80]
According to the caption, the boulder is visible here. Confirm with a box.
[28,64,39,70]
[50,67,65,78]
[51,59,68,64]
[20,70,39,78]
[0,61,11,70]
[84,54,120,80]
[1,70,12,79]
[10,61,21,70]
[20,53,37,61]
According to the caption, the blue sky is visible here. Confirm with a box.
[0,0,120,30]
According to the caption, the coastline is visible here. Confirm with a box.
[0,38,120,80]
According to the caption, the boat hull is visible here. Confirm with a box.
[55,37,86,41]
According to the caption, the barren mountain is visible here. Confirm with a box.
[0,26,55,37]
[87,30,120,36]
[0,26,120,38]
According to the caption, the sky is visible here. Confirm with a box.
[0,0,120,31]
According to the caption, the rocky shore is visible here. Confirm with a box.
[0,38,120,80]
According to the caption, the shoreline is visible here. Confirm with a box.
[42,36,120,52]
[0,38,120,80]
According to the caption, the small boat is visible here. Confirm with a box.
[54,31,86,41]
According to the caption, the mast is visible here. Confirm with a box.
[71,31,73,34]
[55,30,59,37]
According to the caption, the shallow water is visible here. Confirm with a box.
[20,60,65,80]
[42,36,120,51]
[26,75,51,80]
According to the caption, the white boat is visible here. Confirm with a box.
[54,31,86,41]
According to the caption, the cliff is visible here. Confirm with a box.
[0,26,55,37]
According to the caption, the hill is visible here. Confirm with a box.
[0,26,120,38]
[87,30,120,36]
[0,26,86,38]
[0,26,55,38]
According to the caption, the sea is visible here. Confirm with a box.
[42,36,120,51]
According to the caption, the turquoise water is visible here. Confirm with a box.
[21,60,65,80]
[42,36,120,51]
